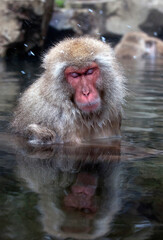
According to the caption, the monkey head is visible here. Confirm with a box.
[42,37,125,117]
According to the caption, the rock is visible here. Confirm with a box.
[105,0,163,37]
[49,1,111,44]
[65,0,163,38]
[0,0,54,57]
[51,8,103,38]
[47,0,163,46]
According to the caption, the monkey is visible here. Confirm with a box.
[115,31,163,59]
[11,37,126,144]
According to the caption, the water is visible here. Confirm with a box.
[0,57,162,240]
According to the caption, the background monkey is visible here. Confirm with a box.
[11,37,126,144]
[115,31,163,59]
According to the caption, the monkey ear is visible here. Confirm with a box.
[42,52,50,69]
[41,49,67,77]
[42,46,56,70]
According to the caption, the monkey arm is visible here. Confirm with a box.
[25,124,82,144]
[25,124,59,144]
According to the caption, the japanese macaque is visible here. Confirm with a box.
[115,31,163,59]
[11,37,126,144]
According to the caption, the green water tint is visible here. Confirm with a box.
[0,58,162,240]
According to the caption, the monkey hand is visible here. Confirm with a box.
[26,124,56,145]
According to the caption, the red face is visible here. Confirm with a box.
[65,62,101,113]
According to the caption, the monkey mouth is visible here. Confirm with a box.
[77,98,101,113]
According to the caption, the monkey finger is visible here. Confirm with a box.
[26,124,56,144]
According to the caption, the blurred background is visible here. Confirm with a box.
[1,0,163,57]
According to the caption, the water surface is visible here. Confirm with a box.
[0,57,162,240]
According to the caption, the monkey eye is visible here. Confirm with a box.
[85,68,94,75]
[71,72,80,78]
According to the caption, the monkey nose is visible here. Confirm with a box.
[82,88,90,96]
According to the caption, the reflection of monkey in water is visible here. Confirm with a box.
[16,141,122,239]
[115,32,163,59]
[64,172,98,214]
